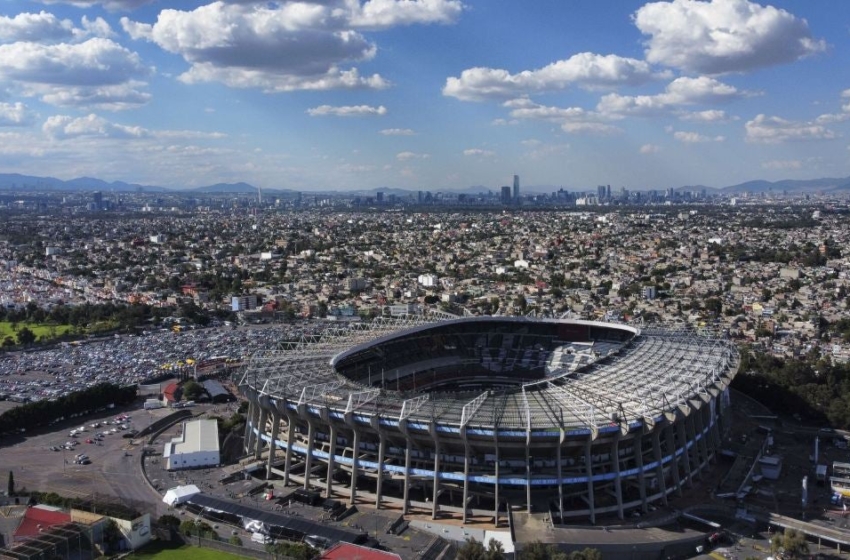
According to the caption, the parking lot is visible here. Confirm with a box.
[0,402,173,513]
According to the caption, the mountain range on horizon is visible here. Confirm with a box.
[0,172,849,197]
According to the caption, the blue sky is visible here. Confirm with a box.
[1,0,849,191]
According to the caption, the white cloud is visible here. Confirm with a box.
[337,163,377,173]
[0,12,76,43]
[80,16,115,39]
[0,38,152,110]
[0,38,145,86]
[491,118,518,126]
[761,159,801,170]
[522,142,570,161]
[639,143,660,154]
[443,52,663,101]
[597,76,746,117]
[39,0,155,11]
[463,148,495,157]
[40,81,151,111]
[123,1,461,93]
[504,98,620,135]
[307,104,387,117]
[347,0,464,30]
[43,113,227,141]
[379,128,415,135]
[678,109,734,122]
[0,102,34,126]
[396,151,429,161]
[745,114,838,143]
[815,113,850,125]
[634,0,825,74]
[43,113,147,140]
[672,130,725,143]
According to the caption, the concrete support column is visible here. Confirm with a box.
[556,429,565,522]
[714,399,726,456]
[612,433,623,520]
[326,424,337,498]
[254,407,269,459]
[676,417,693,486]
[375,434,386,509]
[585,437,596,525]
[651,428,668,505]
[244,400,256,453]
[431,440,440,520]
[349,428,360,506]
[526,444,532,514]
[493,439,500,526]
[462,442,471,524]
[283,412,296,487]
[304,420,315,490]
[634,431,647,512]
[693,405,709,471]
[700,405,717,464]
[403,439,412,515]
[266,410,280,479]
[665,424,683,496]
[683,412,697,476]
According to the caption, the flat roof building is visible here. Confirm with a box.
[164,419,219,471]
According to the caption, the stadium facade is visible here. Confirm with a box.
[240,316,739,523]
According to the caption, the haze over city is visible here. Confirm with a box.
[1,0,849,191]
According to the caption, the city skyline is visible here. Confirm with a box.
[1,0,849,191]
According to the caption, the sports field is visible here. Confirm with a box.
[124,542,250,560]
[0,322,75,343]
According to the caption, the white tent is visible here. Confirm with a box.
[162,484,201,506]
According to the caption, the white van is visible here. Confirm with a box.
[251,532,274,545]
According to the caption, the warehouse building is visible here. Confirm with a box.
[164,419,220,470]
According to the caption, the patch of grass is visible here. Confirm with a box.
[0,322,74,342]
[125,541,250,560]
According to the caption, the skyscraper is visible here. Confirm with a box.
[513,175,520,200]
[501,186,512,204]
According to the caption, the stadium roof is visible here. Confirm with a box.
[241,316,738,437]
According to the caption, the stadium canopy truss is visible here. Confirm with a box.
[239,314,739,523]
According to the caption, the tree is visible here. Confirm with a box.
[16,327,36,346]
[157,514,180,530]
[456,538,506,560]
[519,541,570,560]
[182,380,204,401]
[7,471,14,496]
[568,549,602,560]
[102,518,123,551]
[771,529,808,559]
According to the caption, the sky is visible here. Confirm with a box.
[0,0,849,192]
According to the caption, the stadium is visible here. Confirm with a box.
[240,314,739,523]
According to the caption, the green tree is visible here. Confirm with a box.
[157,514,180,530]
[179,520,197,535]
[519,541,570,560]
[771,529,808,559]
[456,538,506,560]
[568,549,602,560]
[16,327,36,346]
[7,471,14,496]
[182,379,204,401]
[102,518,123,551]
